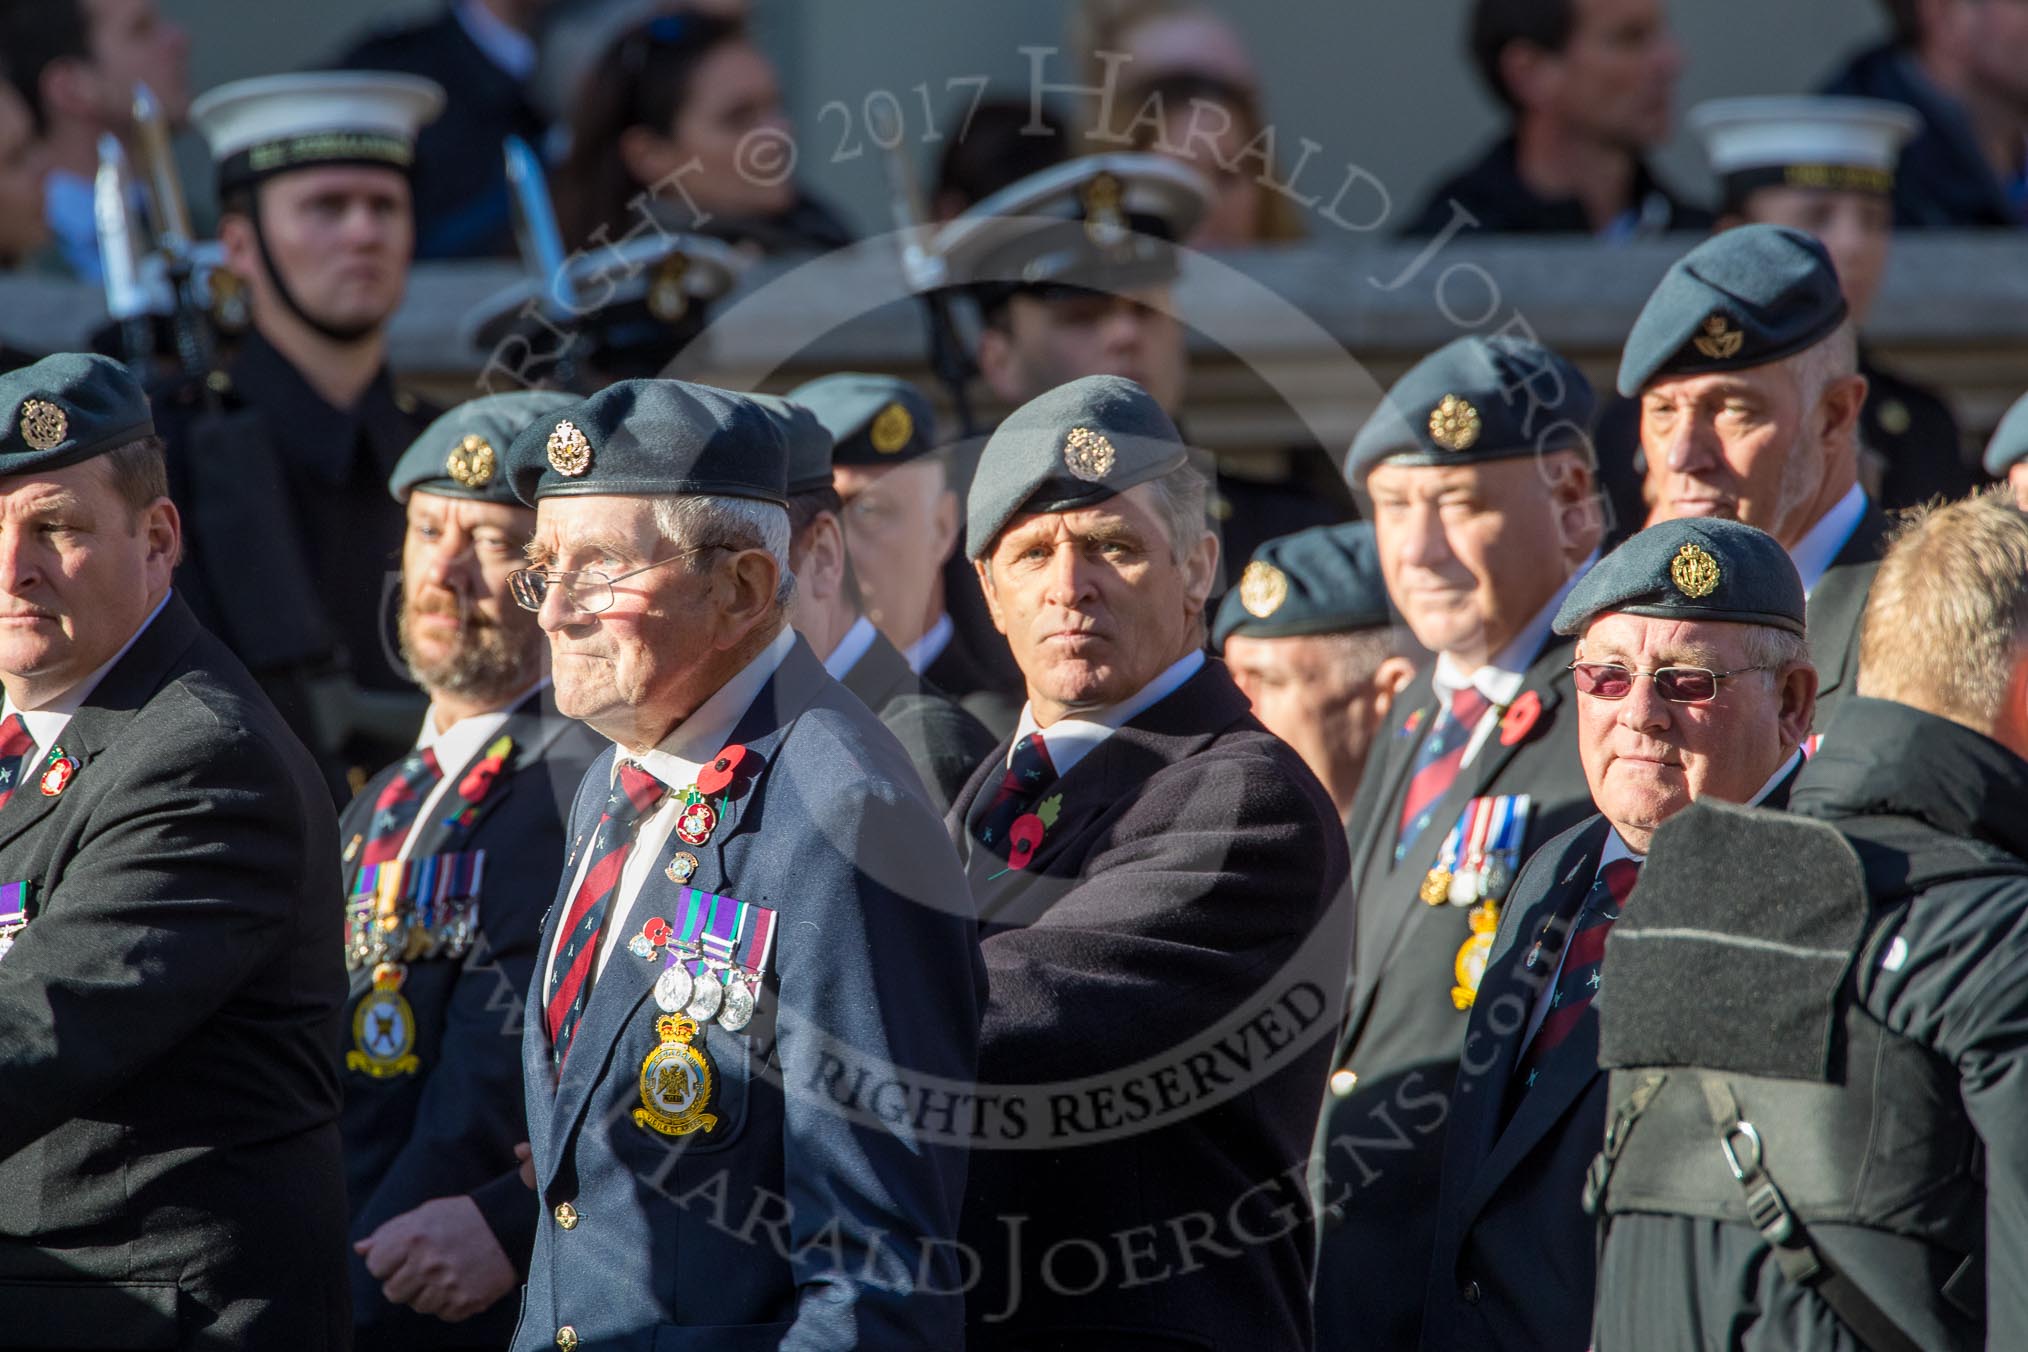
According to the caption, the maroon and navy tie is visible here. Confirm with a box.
[545,762,668,1064]
[357,748,443,869]
[0,715,33,811]
[1395,687,1494,859]
[975,731,1058,852]
[1512,856,1642,1095]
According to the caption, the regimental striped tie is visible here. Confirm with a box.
[0,715,33,811]
[1395,687,1494,859]
[1512,857,1642,1095]
[545,762,668,1064]
[357,748,443,869]
[974,731,1057,851]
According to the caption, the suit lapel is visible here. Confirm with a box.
[545,641,828,1151]
[0,595,201,852]
[1451,827,1604,1227]
[1347,674,1437,894]
[961,662,1246,927]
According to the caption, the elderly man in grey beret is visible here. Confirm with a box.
[1421,515,1815,1352]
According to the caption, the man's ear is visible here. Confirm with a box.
[1814,372,1870,465]
[973,556,1008,636]
[931,486,960,566]
[217,211,262,286]
[1497,40,1559,115]
[713,548,782,652]
[1545,452,1604,566]
[1373,653,1418,709]
[1180,528,1220,616]
[1777,660,1820,755]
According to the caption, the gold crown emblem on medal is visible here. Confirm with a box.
[1671,542,1722,599]
[547,419,592,476]
[647,252,690,323]
[1427,394,1481,452]
[1062,426,1116,481]
[446,434,496,488]
[869,402,913,454]
[18,399,66,451]
[1238,560,1289,618]
[1692,313,1745,360]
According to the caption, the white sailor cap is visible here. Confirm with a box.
[191,72,445,194]
[911,152,1208,302]
[1689,96,1919,205]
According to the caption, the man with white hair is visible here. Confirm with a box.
[1624,222,1884,724]
[498,379,981,1350]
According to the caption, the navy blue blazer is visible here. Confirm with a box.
[513,636,983,1352]
[338,686,604,1349]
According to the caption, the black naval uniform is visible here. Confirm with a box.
[837,623,996,809]
[1401,135,1714,238]
[1591,697,2028,1351]
[339,687,604,1350]
[153,332,436,794]
[1312,633,1597,1350]
[0,594,350,1350]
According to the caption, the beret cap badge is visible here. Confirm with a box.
[18,399,66,452]
[1238,560,1290,618]
[870,402,913,454]
[446,434,496,488]
[1671,543,1722,599]
[647,253,690,323]
[1427,394,1481,452]
[1692,314,1745,361]
[1062,426,1116,482]
[546,419,592,476]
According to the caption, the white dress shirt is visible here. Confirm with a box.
[1003,649,1205,779]
[391,679,548,864]
[1787,483,1868,599]
[544,627,794,990]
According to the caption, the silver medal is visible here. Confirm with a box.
[718,977,756,1032]
[1448,869,1480,907]
[653,963,693,1014]
[684,970,723,1021]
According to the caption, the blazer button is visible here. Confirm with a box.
[554,1202,579,1230]
[1461,1279,1483,1305]
[556,1327,579,1351]
[1329,1068,1358,1098]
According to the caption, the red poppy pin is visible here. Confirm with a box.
[456,734,514,804]
[696,743,754,797]
[1002,794,1064,873]
[1498,691,1542,747]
